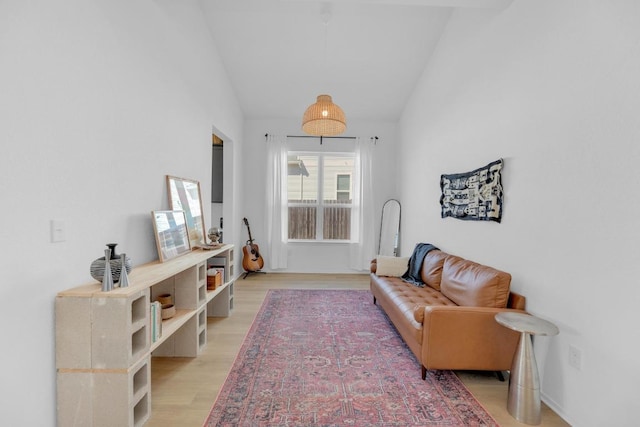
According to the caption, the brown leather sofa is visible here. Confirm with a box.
[370,248,526,379]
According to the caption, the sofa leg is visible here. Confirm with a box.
[421,366,427,380]
[496,371,505,382]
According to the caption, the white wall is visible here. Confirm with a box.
[398,1,640,425]
[242,119,399,273]
[0,1,243,425]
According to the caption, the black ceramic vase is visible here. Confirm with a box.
[90,243,132,283]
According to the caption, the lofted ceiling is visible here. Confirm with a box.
[200,0,511,122]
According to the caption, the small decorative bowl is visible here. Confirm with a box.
[161,303,176,320]
[157,293,172,305]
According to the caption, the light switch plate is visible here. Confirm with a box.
[50,220,66,243]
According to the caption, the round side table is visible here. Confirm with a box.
[495,312,559,425]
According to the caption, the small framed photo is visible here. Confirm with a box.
[151,210,192,262]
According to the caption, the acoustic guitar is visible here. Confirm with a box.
[242,217,264,272]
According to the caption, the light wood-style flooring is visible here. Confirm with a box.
[147,273,569,426]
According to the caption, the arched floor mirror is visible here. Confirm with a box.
[378,199,401,256]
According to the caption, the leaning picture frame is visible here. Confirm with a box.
[151,210,192,262]
[166,175,207,247]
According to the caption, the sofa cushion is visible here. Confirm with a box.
[420,250,447,291]
[440,255,511,308]
[412,290,457,323]
[370,274,457,347]
[375,256,409,277]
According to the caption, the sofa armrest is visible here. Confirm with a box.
[508,291,526,310]
[420,305,524,371]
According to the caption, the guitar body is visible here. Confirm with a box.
[242,242,264,272]
[242,218,264,272]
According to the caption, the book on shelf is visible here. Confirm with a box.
[214,267,225,282]
[150,301,162,343]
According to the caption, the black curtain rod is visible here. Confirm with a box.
[287,135,356,139]
[265,134,378,145]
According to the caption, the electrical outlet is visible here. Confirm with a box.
[569,345,582,370]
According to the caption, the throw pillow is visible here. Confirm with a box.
[375,256,409,277]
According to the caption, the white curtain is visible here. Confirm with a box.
[349,137,376,270]
[264,134,288,269]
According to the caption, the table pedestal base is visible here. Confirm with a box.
[508,332,541,425]
[508,382,541,425]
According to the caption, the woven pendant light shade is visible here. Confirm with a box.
[302,94,347,136]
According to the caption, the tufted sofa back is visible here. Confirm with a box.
[420,249,447,290]
[420,250,512,308]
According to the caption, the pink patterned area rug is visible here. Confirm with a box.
[204,289,498,427]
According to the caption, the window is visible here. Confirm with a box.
[287,152,356,241]
[336,174,351,201]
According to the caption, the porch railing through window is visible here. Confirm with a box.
[323,206,351,240]
[288,205,316,239]
[288,200,351,240]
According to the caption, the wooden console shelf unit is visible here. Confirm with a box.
[55,244,235,427]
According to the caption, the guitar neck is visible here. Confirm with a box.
[244,218,254,243]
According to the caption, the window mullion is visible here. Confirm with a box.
[317,154,324,241]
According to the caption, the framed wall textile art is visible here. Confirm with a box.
[440,158,504,223]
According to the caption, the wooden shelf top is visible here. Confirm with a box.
[57,245,234,298]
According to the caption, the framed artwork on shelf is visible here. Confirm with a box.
[166,175,207,247]
[151,210,192,262]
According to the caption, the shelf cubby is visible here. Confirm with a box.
[198,281,207,307]
[206,249,235,318]
[133,393,150,427]
[198,306,207,353]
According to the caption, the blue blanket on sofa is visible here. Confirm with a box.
[402,243,439,287]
